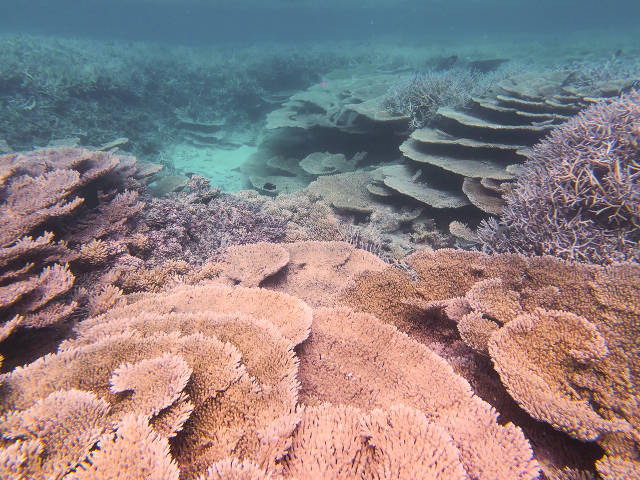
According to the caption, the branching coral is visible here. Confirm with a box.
[138,176,288,266]
[477,90,640,264]
[0,148,151,347]
[381,69,495,129]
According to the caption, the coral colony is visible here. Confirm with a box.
[0,35,639,480]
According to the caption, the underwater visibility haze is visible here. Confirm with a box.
[0,1,639,479]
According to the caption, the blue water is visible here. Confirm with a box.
[1,0,638,189]
[2,0,639,44]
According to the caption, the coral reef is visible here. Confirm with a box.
[381,69,495,129]
[2,237,638,478]
[0,265,539,479]
[241,67,637,258]
[135,175,288,267]
[0,34,365,157]
[478,90,640,264]
[0,148,148,344]
[2,38,640,480]
[0,149,292,366]
[340,248,640,478]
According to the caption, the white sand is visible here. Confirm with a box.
[163,143,256,192]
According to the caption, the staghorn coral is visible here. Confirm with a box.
[138,176,287,267]
[381,69,493,130]
[477,90,640,264]
[246,188,346,244]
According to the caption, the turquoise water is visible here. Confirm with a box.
[3,0,640,43]
[2,1,638,187]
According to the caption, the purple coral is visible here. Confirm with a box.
[477,90,640,264]
[140,176,287,266]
